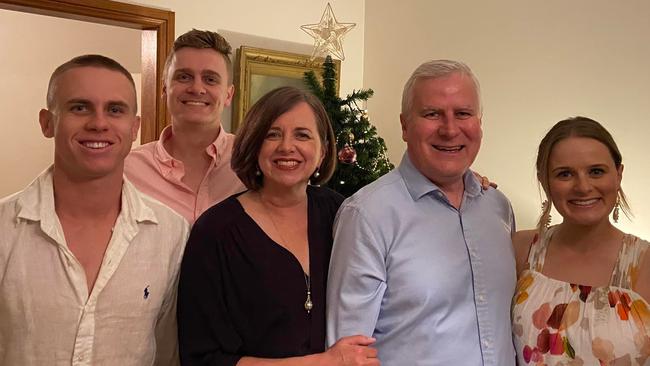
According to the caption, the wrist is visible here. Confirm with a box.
[313,350,336,366]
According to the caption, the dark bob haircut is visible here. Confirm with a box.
[231,86,337,191]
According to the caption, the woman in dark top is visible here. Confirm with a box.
[178,87,379,366]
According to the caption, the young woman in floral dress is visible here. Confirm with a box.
[512,117,650,365]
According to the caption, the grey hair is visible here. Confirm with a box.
[401,59,482,117]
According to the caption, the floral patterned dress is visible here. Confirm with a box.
[512,226,650,365]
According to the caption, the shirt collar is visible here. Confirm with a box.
[121,177,159,225]
[16,167,158,226]
[16,166,55,223]
[153,124,228,167]
[398,152,482,201]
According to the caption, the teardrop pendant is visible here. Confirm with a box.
[304,291,313,314]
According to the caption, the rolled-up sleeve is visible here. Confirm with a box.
[326,204,387,347]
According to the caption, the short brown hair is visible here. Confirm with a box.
[46,54,136,112]
[536,116,630,231]
[163,29,233,83]
[232,86,337,191]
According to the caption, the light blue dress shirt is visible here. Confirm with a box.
[327,153,517,365]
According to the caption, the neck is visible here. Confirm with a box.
[553,219,621,252]
[164,120,222,161]
[257,183,308,209]
[52,166,122,221]
[434,178,465,209]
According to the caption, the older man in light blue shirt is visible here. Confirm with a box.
[327,60,517,365]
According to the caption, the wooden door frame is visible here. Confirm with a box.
[0,0,174,143]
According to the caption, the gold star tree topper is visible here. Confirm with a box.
[301,3,356,61]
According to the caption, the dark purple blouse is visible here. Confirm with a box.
[178,186,344,366]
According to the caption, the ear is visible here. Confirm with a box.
[39,109,54,138]
[319,143,327,167]
[224,84,235,107]
[399,113,408,142]
[617,164,624,187]
[131,116,141,142]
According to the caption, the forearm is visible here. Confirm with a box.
[236,352,329,366]
[327,207,386,345]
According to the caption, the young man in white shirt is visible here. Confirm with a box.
[0,54,189,365]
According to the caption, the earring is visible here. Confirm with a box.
[541,200,552,228]
[613,196,620,223]
[312,168,320,179]
[255,166,262,177]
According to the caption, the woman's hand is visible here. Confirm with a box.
[322,335,380,366]
[472,171,497,190]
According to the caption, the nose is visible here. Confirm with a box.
[573,173,593,194]
[438,115,460,138]
[86,112,110,131]
[277,134,295,152]
[187,78,206,95]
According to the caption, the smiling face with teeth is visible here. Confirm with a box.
[164,47,234,129]
[257,102,325,193]
[39,66,140,181]
[547,136,623,227]
[400,72,482,190]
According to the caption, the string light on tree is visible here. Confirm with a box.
[304,56,393,197]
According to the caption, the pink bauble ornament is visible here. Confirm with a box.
[338,145,357,164]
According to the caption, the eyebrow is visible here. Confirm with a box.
[268,126,314,132]
[174,68,222,77]
[65,98,131,110]
[107,100,131,110]
[419,105,476,111]
[550,163,608,172]
[65,98,91,105]
[550,166,572,173]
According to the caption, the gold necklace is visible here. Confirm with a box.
[259,193,312,314]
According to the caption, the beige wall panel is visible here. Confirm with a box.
[364,0,650,237]
[0,9,141,197]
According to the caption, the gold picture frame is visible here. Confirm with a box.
[232,46,341,131]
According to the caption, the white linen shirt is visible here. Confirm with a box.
[0,168,189,366]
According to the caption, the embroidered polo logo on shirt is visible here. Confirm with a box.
[144,285,150,299]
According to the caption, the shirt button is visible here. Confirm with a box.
[483,340,491,348]
[478,295,486,302]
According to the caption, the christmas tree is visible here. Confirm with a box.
[304,56,393,197]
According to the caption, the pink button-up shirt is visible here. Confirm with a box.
[125,126,245,223]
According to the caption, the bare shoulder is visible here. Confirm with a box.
[512,229,538,275]
[513,230,537,251]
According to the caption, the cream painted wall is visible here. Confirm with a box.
[0,9,141,197]
[128,0,365,132]
[364,0,650,238]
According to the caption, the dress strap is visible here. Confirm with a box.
[526,227,555,272]
[610,234,649,289]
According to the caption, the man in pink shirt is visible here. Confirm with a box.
[125,29,245,223]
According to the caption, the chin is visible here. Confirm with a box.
[563,214,611,227]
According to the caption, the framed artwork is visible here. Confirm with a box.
[232,46,341,131]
